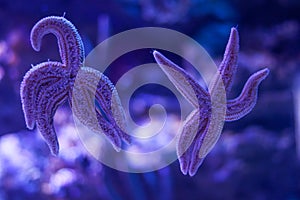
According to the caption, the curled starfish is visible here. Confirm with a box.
[153,28,269,176]
[20,16,130,155]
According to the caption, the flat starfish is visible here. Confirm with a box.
[20,16,130,155]
[153,28,269,176]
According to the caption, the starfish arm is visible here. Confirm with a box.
[71,67,130,151]
[177,109,201,175]
[95,111,122,151]
[20,62,68,129]
[153,50,209,108]
[35,79,69,155]
[110,87,131,144]
[188,106,225,176]
[180,115,224,177]
[209,27,239,94]
[226,68,269,121]
[219,27,239,92]
[177,109,210,176]
[72,82,123,151]
[179,111,224,176]
[82,67,130,144]
[71,76,104,133]
[96,74,131,145]
[30,16,84,76]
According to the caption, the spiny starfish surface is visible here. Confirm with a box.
[20,16,130,155]
[153,28,269,176]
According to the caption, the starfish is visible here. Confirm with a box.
[20,16,130,155]
[153,27,269,176]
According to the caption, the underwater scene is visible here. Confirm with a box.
[0,0,299,199]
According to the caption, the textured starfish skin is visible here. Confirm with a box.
[72,67,131,151]
[153,28,269,176]
[20,16,129,155]
[21,62,69,155]
[30,16,84,77]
